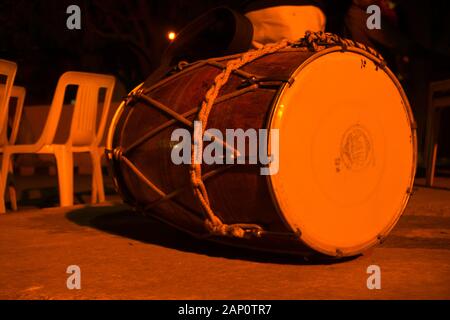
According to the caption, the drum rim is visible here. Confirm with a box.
[106,83,144,198]
[265,46,418,257]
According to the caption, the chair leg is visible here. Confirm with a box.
[55,148,74,207]
[0,152,12,214]
[91,162,98,204]
[8,159,18,211]
[8,185,17,211]
[425,109,440,187]
[91,150,105,204]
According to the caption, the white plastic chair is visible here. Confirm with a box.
[8,86,26,147]
[0,60,17,147]
[0,60,18,213]
[0,72,115,213]
[0,86,26,211]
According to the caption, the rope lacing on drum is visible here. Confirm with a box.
[295,31,386,68]
[190,31,387,238]
[190,39,290,238]
[113,31,387,239]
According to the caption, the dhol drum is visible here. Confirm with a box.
[107,32,417,258]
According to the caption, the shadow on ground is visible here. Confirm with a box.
[381,215,450,250]
[66,204,359,266]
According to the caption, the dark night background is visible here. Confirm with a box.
[0,0,449,164]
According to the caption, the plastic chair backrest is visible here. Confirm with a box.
[40,72,115,147]
[0,59,17,147]
[9,86,26,145]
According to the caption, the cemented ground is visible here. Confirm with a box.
[0,176,449,300]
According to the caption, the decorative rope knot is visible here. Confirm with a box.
[205,216,246,238]
[125,88,144,106]
[113,148,123,161]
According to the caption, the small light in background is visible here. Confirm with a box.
[167,31,176,41]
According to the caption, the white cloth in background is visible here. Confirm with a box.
[245,5,326,48]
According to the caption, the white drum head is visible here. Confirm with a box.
[268,49,416,257]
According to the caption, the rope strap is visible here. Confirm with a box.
[190,39,291,238]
